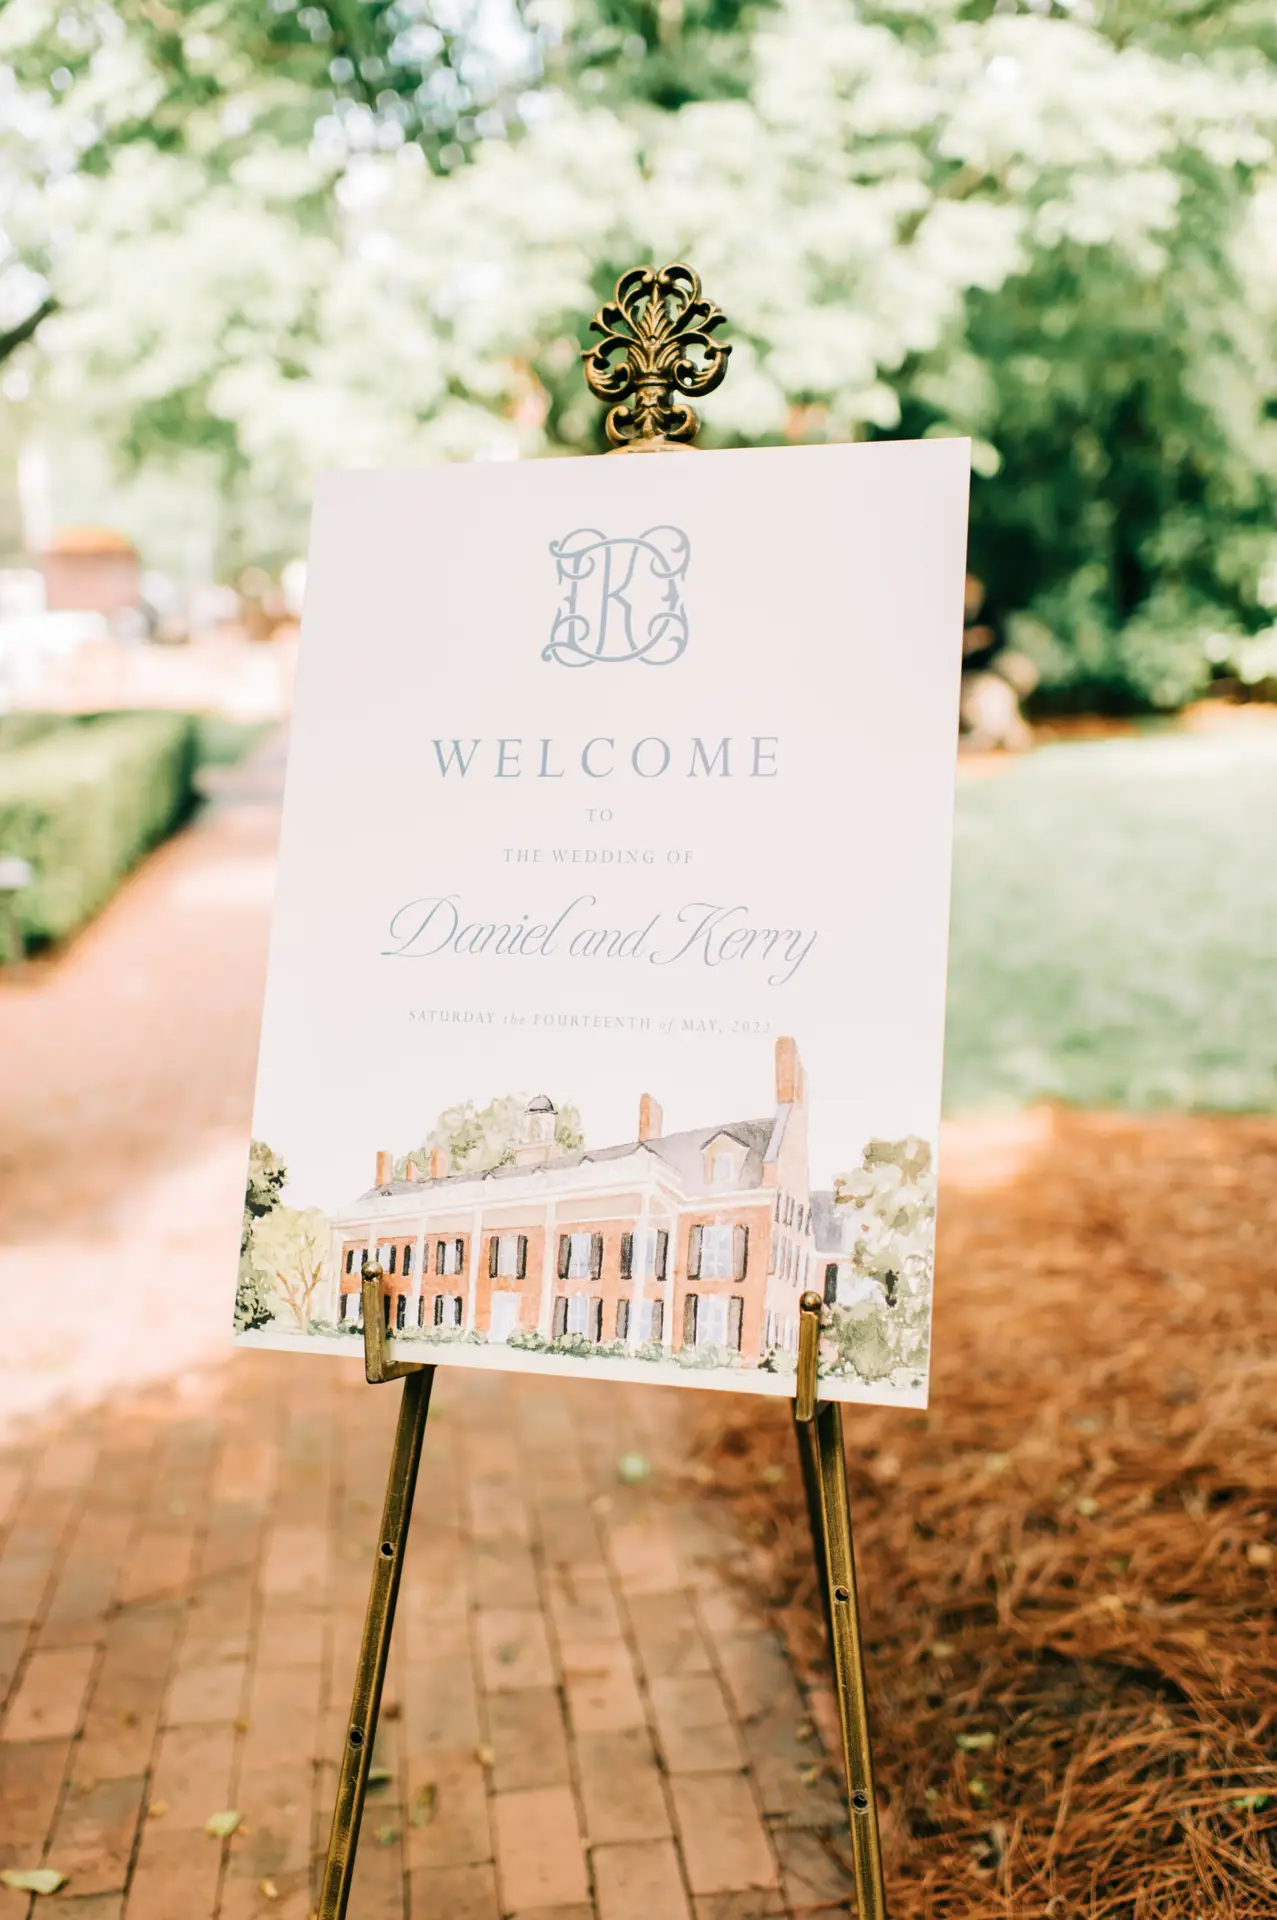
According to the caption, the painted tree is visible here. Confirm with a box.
[250,1203,331,1331]
[826,1135,936,1382]
[234,1137,286,1331]
[400,1094,585,1177]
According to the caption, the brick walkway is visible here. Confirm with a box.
[0,740,852,1919]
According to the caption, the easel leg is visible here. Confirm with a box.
[794,1293,887,1920]
[317,1363,434,1920]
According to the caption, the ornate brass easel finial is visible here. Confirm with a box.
[583,262,730,451]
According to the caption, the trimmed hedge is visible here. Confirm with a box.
[0,712,198,945]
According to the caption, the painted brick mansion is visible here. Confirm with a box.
[328,1037,836,1365]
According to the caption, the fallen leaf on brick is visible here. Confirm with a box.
[147,1800,169,1820]
[205,1811,241,1838]
[617,1451,650,1484]
[234,1716,250,1733]
[798,1763,824,1785]
[374,1825,398,1847]
[474,1744,494,1767]
[260,1879,280,1900]
[410,1784,438,1827]
[0,1870,68,1896]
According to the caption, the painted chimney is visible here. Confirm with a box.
[638,1093,663,1142]
[775,1036,804,1105]
[429,1146,449,1181]
[375,1149,394,1187]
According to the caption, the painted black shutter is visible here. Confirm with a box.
[683,1294,697,1345]
[553,1296,568,1338]
[655,1229,668,1280]
[404,1243,413,1276]
[733,1223,749,1279]
[418,1295,426,1327]
[516,1234,528,1279]
[558,1234,571,1279]
[590,1298,603,1342]
[396,1294,406,1329]
[454,1238,464,1274]
[620,1233,633,1279]
[824,1262,839,1304]
[382,1294,391,1329]
[687,1226,702,1278]
[488,1235,499,1278]
[616,1299,629,1340]
[728,1295,744,1350]
[590,1233,603,1281]
[345,1248,353,1274]
[387,1244,397,1275]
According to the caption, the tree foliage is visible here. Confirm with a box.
[234,1137,286,1330]
[4,0,1276,706]
[400,1094,585,1177]
[250,1202,331,1329]
[825,1135,935,1383]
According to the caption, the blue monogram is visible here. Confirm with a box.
[544,526,690,668]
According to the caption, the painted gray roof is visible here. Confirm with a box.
[358,1115,776,1204]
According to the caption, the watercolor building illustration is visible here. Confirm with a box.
[326,1036,839,1362]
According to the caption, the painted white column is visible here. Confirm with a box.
[537,1201,558,1338]
[664,1213,679,1352]
[412,1226,428,1330]
[629,1187,650,1351]
[465,1208,483,1331]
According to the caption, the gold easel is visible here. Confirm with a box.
[317,266,887,1920]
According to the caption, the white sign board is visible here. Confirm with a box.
[238,439,968,1405]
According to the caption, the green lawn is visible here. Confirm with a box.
[944,728,1277,1114]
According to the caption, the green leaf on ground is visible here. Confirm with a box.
[617,1452,651,1484]
[957,1732,997,1751]
[205,1810,241,1838]
[411,1783,438,1827]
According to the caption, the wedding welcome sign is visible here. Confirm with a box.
[237,439,968,1406]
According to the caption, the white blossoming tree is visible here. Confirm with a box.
[4,0,1276,695]
[825,1135,936,1383]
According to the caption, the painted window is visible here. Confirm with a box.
[710,1149,735,1184]
[697,1295,730,1346]
[381,1244,396,1275]
[695,1294,743,1350]
[495,1233,527,1279]
[404,1243,413,1276]
[561,1231,602,1281]
[638,1297,662,1342]
[396,1294,407,1329]
[622,1227,668,1281]
[434,1294,462,1327]
[700,1224,735,1279]
[564,1290,599,1336]
[437,1238,463,1276]
[344,1248,354,1274]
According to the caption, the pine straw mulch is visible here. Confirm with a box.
[685,1109,1277,1919]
